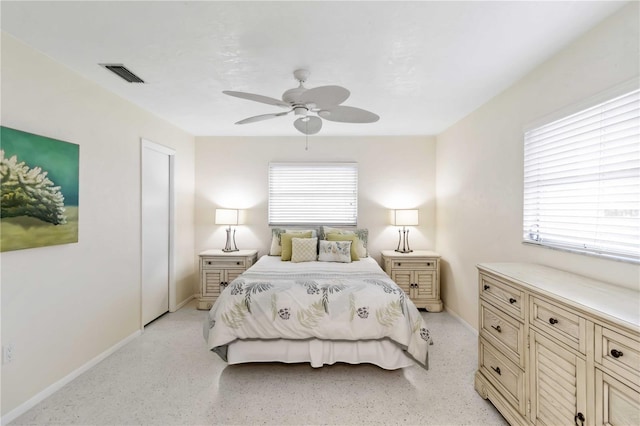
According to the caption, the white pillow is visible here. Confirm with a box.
[291,237,318,263]
[318,240,352,263]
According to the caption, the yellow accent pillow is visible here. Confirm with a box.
[280,231,313,261]
[326,233,360,261]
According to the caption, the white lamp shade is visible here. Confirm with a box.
[215,208,239,225]
[393,209,419,226]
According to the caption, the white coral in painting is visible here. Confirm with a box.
[0,150,67,225]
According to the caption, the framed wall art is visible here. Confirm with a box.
[1,126,79,252]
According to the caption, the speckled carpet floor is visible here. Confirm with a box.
[11,301,507,425]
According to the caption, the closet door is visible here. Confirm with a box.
[141,139,175,326]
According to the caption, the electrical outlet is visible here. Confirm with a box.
[3,343,15,364]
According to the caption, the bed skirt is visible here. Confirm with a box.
[226,338,417,370]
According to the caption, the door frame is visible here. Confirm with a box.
[141,138,176,328]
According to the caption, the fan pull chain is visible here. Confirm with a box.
[305,121,309,150]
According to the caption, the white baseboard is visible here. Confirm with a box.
[173,294,194,312]
[1,330,141,425]
[443,304,478,336]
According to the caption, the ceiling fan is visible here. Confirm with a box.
[223,69,379,135]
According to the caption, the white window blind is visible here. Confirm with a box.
[523,88,640,263]
[269,162,358,226]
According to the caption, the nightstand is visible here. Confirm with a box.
[197,249,258,310]
[381,250,442,312]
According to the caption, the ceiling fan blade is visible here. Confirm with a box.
[223,91,290,108]
[318,106,380,123]
[235,110,292,125]
[294,116,323,135]
[299,86,350,109]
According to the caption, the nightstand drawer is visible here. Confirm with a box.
[202,257,249,269]
[391,259,436,270]
[531,296,586,354]
[480,274,524,319]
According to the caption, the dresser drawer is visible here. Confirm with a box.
[531,296,586,354]
[479,274,524,319]
[391,259,436,270]
[596,325,640,381]
[480,301,525,368]
[202,257,250,269]
[479,338,526,415]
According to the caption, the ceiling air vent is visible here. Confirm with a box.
[100,64,145,83]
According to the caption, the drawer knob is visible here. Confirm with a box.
[610,349,624,358]
[236,261,241,265]
[483,284,490,290]
[491,325,502,333]
[398,263,402,266]
[490,366,501,375]
[548,317,559,325]
[574,412,585,426]
[509,298,516,304]
[427,263,431,266]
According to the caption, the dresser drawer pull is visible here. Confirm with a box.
[548,317,558,325]
[426,262,432,266]
[236,261,241,265]
[491,325,502,333]
[509,298,516,304]
[610,349,624,358]
[483,284,490,290]
[490,366,501,375]
[398,263,402,266]
[574,412,585,426]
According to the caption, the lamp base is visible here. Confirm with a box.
[395,228,412,253]
[222,227,239,252]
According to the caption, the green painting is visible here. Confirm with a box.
[0,126,79,252]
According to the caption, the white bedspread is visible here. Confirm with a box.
[203,256,432,367]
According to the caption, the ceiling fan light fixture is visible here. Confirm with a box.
[223,69,379,135]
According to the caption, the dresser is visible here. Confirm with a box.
[475,263,640,426]
[381,250,442,312]
[197,249,258,310]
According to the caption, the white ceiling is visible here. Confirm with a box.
[1,1,628,136]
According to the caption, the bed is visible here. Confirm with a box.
[203,255,432,370]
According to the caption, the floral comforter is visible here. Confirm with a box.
[203,256,432,368]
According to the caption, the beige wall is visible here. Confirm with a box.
[0,34,196,415]
[194,136,436,262]
[435,3,640,329]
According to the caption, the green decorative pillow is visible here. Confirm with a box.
[320,226,368,257]
[326,233,360,261]
[281,231,312,261]
[269,227,319,255]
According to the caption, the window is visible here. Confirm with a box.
[268,162,358,226]
[523,87,640,263]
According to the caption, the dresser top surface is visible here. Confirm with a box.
[477,262,640,330]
